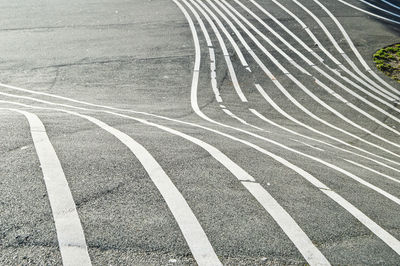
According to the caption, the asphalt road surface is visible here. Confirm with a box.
[1,0,400,265]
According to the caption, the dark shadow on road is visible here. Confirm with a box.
[363,0,400,35]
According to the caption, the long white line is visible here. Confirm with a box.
[262,0,400,101]
[246,0,400,104]
[242,0,397,101]
[72,111,222,266]
[289,138,325,152]
[190,0,249,70]
[5,103,222,265]
[221,107,264,131]
[249,108,400,175]
[334,0,400,24]
[223,0,400,144]
[175,1,400,257]
[316,0,400,94]
[187,0,248,102]
[306,0,400,98]
[381,0,400,11]
[254,84,400,168]
[5,108,91,266]
[1,97,330,265]
[214,0,400,159]
[241,181,329,265]
[181,0,222,103]
[344,158,400,185]
[358,0,400,19]
[0,9,399,256]
[3,89,400,258]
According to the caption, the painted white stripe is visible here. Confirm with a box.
[304,0,400,100]
[1,99,331,265]
[358,0,400,19]
[254,84,400,168]
[323,189,400,255]
[344,159,400,185]
[242,181,330,265]
[247,0,399,102]
[8,108,91,266]
[315,0,400,96]
[315,80,400,141]
[190,0,249,69]
[187,0,248,102]
[172,3,400,257]
[215,0,400,159]
[381,0,400,11]
[259,0,399,101]
[223,0,400,139]
[222,108,264,131]
[290,138,325,152]
[3,95,400,258]
[249,108,400,174]
[73,112,222,266]
[4,85,399,178]
[6,102,222,265]
[181,0,222,103]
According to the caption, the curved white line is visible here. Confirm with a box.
[181,0,222,103]
[336,0,400,25]
[261,0,400,101]
[1,97,331,265]
[310,0,400,97]
[358,0,400,19]
[344,159,400,185]
[245,0,400,110]
[2,89,400,258]
[253,84,400,168]
[187,0,248,102]
[6,108,92,266]
[72,110,222,266]
[249,108,400,175]
[221,0,400,147]
[6,104,222,265]
[176,0,400,257]
[221,107,264,131]
[381,0,400,11]
[327,0,400,94]
[214,0,400,159]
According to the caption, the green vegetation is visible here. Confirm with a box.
[373,44,400,82]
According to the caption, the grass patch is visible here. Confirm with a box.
[373,43,400,82]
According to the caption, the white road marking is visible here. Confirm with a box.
[258,0,400,101]
[344,159,400,185]
[181,0,222,103]
[75,112,222,266]
[1,99,331,266]
[221,107,264,131]
[6,102,222,266]
[249,108,400,174]
[6,97,400,258]
[312,0,400,97]
[189,0,248,102]
[381,0,400,11]
[171,2,400,259]
[289,138,325,152]
[190,0,249,69]
[6,108,91,266]
[254,84,400,168]
[219,0,400,144]
[295,0,400,104]
[243,0,400,115]
[214,1,400,159]
[358,0,400,19]
[242,181,330,266]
